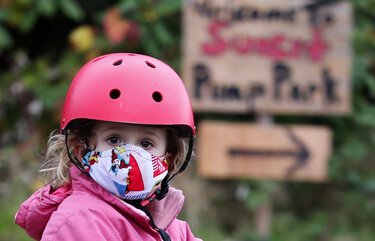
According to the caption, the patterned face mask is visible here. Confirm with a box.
[81,144,168,201]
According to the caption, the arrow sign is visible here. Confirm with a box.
[197,121,331,182]
[228,127,310,177]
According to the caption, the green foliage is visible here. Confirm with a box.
[0,184,33,241]
[0,25,12,50]
[0,0,374,240]
[58,0,84,21]
[115,0,182,58]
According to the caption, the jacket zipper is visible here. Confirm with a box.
[135,203,171,241]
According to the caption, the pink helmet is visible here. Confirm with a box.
[60,53,195,137]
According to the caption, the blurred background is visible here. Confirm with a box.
[0,0,374,240]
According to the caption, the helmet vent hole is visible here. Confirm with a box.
[109,89,121,99]
[113,59,123,66]
[152,91,163,102]
[145,61,155,68]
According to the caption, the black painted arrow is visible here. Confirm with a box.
[227,127,310,177]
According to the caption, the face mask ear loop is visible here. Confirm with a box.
[65,130,90,176]
[156,135,195,200]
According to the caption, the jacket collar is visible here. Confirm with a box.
[70,166,185,230]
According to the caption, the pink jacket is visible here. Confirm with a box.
[15,166,202,241]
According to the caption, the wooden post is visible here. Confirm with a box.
[255,199,272,240]
[254,114,273,240]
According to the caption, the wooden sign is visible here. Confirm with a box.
[183,0,352,114]
[197,121,331,182]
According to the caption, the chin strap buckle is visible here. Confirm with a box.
[141,181,170,206]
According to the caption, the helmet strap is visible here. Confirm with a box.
[64,130,90,176]
[155,135,195,200]
[177,135,195,174]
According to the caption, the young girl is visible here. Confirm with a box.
[15,53,201,241]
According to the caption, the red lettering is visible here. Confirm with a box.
[287,40,304,59]
[231,37,253,54]
[201,22,329,62]
[269,35,286,60]
[257,38,271,56]
[201,21,228,55]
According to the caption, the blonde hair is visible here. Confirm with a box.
[40,133,71,188]
[40,125,191,189]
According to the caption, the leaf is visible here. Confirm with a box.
[362,178,375,193]
[155,0,181,16]
[0,9,9,21]
[19,10,38,32]
[141,25,160,56]
[363,73,375,95]
[152,21,173,45]
[37,0,57,17]
[355,102,375,127]
[0,25,13,51]
[245,190,268,210]
[117,0,138,13]
[338,136,369,161]
[59,0,84,21]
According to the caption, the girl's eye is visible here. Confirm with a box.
[140,140,153,150]
[107,136,121,145]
